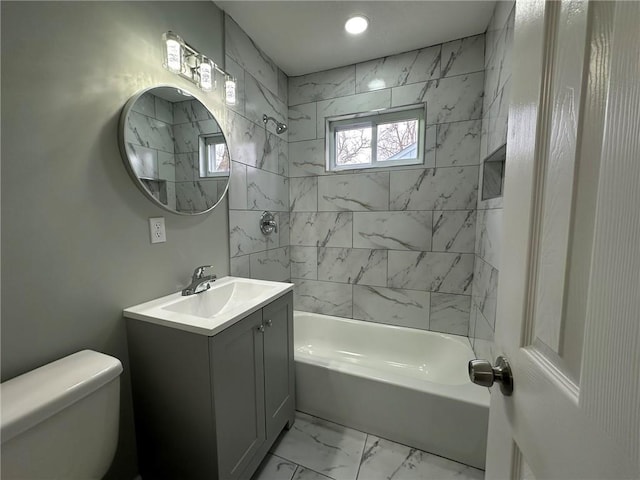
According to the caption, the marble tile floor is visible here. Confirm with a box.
[252,411,484,480]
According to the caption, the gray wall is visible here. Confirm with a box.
[286,36,485,336]
[1,2,228,478]
[470,1,515,360]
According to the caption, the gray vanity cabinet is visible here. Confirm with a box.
[126,291,294,480]
[262,294,295,440]
[210,310,266,479]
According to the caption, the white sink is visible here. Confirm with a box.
[123,276,294,335]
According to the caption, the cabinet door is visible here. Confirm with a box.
[262,292,295,440]
[210,310,265,480]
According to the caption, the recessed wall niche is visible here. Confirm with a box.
[481,144,506,201]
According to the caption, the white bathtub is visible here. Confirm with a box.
[294,311,489,469]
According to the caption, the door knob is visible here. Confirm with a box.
[468,355,513,396]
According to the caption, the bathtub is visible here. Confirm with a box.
[294,311,489,469]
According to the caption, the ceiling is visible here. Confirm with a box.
[215,1,496,77]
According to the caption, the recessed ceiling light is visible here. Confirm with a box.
[345,15,368,35]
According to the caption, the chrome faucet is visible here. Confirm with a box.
[182,265,217,296]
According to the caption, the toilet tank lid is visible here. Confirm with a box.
[1,350,123,443]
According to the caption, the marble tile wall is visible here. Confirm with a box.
[225,15,291,282]
[288,34,486,336]
[470,1,515,360]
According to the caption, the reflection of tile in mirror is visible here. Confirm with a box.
[481,144,506,201]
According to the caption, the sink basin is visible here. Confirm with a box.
[123,276,293,335]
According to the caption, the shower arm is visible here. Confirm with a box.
[262,114,288,134]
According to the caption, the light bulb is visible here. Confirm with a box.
[345,15,368,35]
[199,56,213,92]
[225,76,237,105]
[162,32,184,73]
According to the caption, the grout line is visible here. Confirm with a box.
[354,434,369,480]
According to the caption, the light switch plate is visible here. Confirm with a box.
[149,217,166,244]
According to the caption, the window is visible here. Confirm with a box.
[199,134,230,178]
[326,104,426,171]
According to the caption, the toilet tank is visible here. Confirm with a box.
[1,350,123,479]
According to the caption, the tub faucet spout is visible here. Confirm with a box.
[182,265,217,296]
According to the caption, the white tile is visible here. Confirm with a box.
[316,90,391,138]
[154,96,173,124]
[425,124,437,168]
[472,257,499,329]
[125,110,174,153]
[473,308,495,362]
[317,248,387,287]
[355,45,440,93]
[290,246,318,280]
[436,120,482,167]
[172,99,213,124]
[292,467,333,480]
[247,166,289,212]
[388,251,474,294]
[253,454,297,480]
[278,211,290,247]
[358,435,484,480]
[246,73,288,139]
[441,34,485,78]
[432,210,476,253]
[353,286,430,330]
[126,143,158,179]
[271,412,366,480]
[392,72,484,124]
[229,210,270,257]
[318,172,389,211]
[132,92,155,117]
[230,255,250,278]
[226,111,266,168]
[289,139,326,177]
[255,132,285,176]
[290,177,318,212]
[289,103,317,142]
[225,15,278,95]
[157,151,175,182]
[293,280,352,317]
[229,161,248,210]
[289,66,355,106]
[430,293,471,336]
[290,212,353,248]
[353,211,432,251]
[390,166,479,211]
[277,135,289,178]
[174,152,197,182]
[250,247,290,282]
[475,208,502,269]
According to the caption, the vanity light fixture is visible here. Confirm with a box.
[162,31,236,104]
[345,15,369,35]
[225,76,237,105]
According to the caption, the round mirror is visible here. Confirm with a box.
[118,86,230,215]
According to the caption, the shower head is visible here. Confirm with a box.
[263,114,288,135]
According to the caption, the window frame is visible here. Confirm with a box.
[198,134,229,178]
[325,103,427,172]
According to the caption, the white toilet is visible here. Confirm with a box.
[1,350,123,479]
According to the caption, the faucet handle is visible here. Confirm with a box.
[193,265,213,279]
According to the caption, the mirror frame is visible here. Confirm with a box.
[117,84,230,216]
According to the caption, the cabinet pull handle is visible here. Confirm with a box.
[265,319,272,327]
[257,325,265,333]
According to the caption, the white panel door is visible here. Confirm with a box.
[483,1,640,478]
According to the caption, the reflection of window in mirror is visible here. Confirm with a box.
[199,134,230,177]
